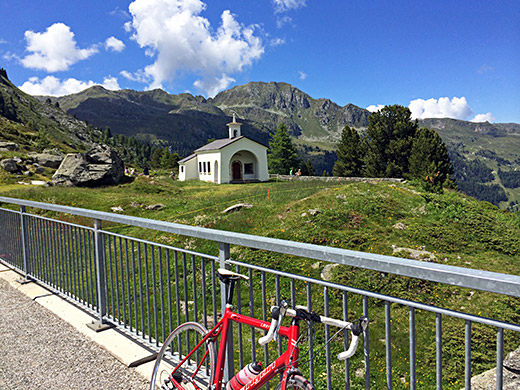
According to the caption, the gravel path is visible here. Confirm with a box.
[0,278,150,390]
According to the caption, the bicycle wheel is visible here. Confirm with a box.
[274,375,315,390]
[150,322,216,390]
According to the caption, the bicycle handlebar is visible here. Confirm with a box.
[258,304,368,361]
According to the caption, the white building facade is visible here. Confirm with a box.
[178,116,269,184]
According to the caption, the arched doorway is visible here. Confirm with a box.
[231,161,242,181]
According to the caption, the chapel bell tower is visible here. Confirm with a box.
[227,113,242,139]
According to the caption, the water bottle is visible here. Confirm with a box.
[226,361,262,390]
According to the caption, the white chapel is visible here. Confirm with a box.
[178,115,269,184]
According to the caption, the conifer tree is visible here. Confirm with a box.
[333,125,365,177]
[268,123,300,174]
[409,127,453,191]
[363,105,418,178]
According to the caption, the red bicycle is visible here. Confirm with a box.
[150,268,368,390]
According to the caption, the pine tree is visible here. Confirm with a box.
[268,123,300,174]
[333,126,365,177]
[363,105,418,178]
[409,127,453,192]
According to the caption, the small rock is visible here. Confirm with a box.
[23,170,33,176]
[393,222,408,230]
[311,262,321,269]
[321,263,340,281]
[111,206,124,212]
[0,141,19,151]
[222,203,253,213]
[392,245,436,262]
[145,203,164,210]
[129,202,142,208]
[308,209,321,216]
[355,367,364,378]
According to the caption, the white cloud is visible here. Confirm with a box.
[125,0,264,96]
[105,36,126,52]
[298,70,307,80]
[270,37,286,47]
[273,0,306,13]
[21,23,98,72]
[471,112,495,123]
[19,75,120,96]
[408,96,494,123]
[366,104,385,113]
[408,97,473,120]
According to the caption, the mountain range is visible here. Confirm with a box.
[1,65,519,209]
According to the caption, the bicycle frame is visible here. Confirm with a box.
[169,305,301,390]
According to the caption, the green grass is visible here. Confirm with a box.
[1,176,519,389]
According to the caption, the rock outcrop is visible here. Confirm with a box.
[52,145,124,187]
[469,345,520,389]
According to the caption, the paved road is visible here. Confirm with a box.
[0,277,150,390]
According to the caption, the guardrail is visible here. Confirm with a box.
[0,195,519,390]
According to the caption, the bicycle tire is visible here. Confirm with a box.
[274,375,315,390]
[150,322,216,390]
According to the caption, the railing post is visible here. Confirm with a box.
[18,206,31,283]
[219,242,235,382]
[87,219,112,331]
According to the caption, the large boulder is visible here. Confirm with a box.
[31,152,64,169]
[470,345,520,389]
[52,145,124,187]
[1,158,20,173]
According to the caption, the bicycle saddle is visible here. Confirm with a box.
[217,268,249,283]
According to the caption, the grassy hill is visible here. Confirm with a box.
[1,176,519,388]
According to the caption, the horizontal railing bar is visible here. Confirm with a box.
[0,206,21,215]
[1,196,520,298]
[100,230,219,260]
[27,213,95,231]
[228,259,520,332]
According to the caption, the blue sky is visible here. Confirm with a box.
[1,0,519,123]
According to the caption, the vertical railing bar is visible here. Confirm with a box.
[261,271,269,390]
[324,286,332,390]
[385,301,392,390]
[409,307,416,390]
[114,236,121,323]
[436,313,442,390]
[201,258,207,330]
[42,219,52,287]
[306,282,314,386]
[88,229,95,309]
[72,226,79,300]
[192,254,198,324]
[166,249,172,336]
[182,252,189,323]
[131,240,137,333]
[219,242,234,383]
[249,267,256,362]
[144,243,152,342]
[63,223,71,296]
[174,251,181,329]
[125,238,131,330]
[276,275,282,357]
[363,295,370,390]
[80,228,87,304]
[138,242,144,338]
[290,278,296,309]
[342,291,350,390]
[119,236,126,327]
[66,224,74,297]
[159,247,165,342]
[107,236,115,320]
[57,222,65,293]
[211,260,217,331]
[496,327,504,390]
[236,264,244,369]
[93,219,107,325]
[19,206,30,280]
[465,320,471,390]
[151,245,159,345]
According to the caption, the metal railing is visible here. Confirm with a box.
[0,195,519,390]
